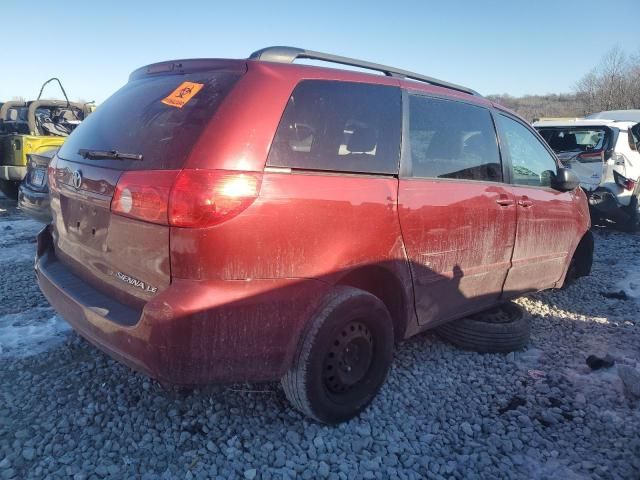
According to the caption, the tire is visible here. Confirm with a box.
[281,286,394,424]
[0,180,19,200]
[436,303,529,353]
[563,230,594,287]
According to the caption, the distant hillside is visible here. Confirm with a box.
[486,93,586,122]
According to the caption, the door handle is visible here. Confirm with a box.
[496,197,514,207]
[518,196,533,208]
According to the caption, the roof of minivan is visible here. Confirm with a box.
[533,119,637,130]
[130,56,498,110]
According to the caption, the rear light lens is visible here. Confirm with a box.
[47,156,58,191]
[613,170,637,191]
[110,169,262,228]
[577,151,604,163]
[111,170,179,224]
[168,170,262,228]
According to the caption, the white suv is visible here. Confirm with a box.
[534,118,640,231]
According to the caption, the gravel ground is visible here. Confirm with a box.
[0,192,639,480]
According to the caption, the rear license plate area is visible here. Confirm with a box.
[31,168,46,187]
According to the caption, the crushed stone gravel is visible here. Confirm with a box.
[0,193,638,479]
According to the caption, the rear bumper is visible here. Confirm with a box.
[0,165,27,181]
[18,186,51,223]
[35,226,329,385]
[587,188,638,222]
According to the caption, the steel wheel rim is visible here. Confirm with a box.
[322,321,374,395]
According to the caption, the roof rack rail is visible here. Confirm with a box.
[249,46,481,97]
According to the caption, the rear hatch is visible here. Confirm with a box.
[536,125,615,191]
[49,61,244,308]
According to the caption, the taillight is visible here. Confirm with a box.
[168,169,262,228]
[110,169,263,227]
[47,156,58,191]
[623,178,637,191]
[111,170,179,225]
[613,170,637,191]
[577,151,604,163]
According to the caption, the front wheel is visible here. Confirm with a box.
[281,287,394,424]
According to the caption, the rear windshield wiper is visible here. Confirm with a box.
[78,149,143,161]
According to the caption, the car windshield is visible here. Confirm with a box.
[537,127,608,153]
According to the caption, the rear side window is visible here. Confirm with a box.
[267,80,401,174]
[58,70,242,170]
[408,96,502,182]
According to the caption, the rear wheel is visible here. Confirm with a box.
[281,287,394,424]
[0,180,19,200]
[436,302,529,353]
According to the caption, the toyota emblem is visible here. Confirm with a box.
[72,170,82,189]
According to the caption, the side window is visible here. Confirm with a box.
[496,114,558,188]
[408,95,502,182]
[267,80,401,174]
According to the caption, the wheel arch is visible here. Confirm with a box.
[334,264,410,342]
[572,229,594,277]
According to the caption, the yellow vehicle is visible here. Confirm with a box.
[0,79,92,198]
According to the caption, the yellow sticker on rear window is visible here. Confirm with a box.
[161,81,204,108]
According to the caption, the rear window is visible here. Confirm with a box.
[537,127,610,154]
[58,70,242,170]
[267,80,401,174]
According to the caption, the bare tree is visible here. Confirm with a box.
[575,46,640,113]
[486,45,640,121]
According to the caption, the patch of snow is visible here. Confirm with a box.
[0,307,70,359]
[0,243,37,263]
[0,217,42,263]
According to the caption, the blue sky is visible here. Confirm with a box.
[1,0,638,103]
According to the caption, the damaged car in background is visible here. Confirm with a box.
[534,118,640,231]
[18,148,58,222]
[0,78,92,199]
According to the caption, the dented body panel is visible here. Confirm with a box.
[398,179,517,327]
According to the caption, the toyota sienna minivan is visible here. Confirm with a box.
[36,47,592,423]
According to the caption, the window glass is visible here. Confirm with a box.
[58,70,242,170]
[497,114,557,187]
[537,127,609,153]
[408,95,502,182]
[629,125,639,151]
[267,80,401,174]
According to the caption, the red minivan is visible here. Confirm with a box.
[36,47,592,423]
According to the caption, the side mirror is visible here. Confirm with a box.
[552,168,580,192]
